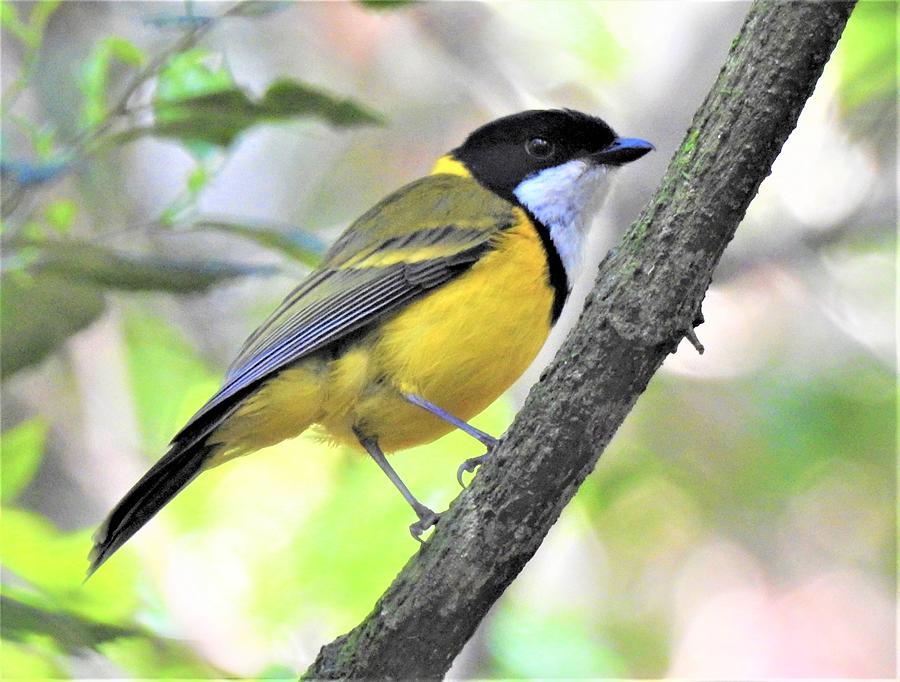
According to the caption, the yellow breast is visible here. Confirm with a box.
[320,208,554,451]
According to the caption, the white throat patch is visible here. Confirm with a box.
[513,160,611,287]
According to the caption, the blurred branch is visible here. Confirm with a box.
[304,1,856,678]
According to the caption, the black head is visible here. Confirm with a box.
[452,109,652,201]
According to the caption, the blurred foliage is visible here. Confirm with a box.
[0,0,60,117]
[123,309,220,453]
[0,0,380,376]
[358,0,415,9]
[0,418,46,503]
[80,36,147,127]
[0,242,275,377]
[488,603,628,677]
[0,1,386,674]
[146,74,382,149]
[0,0,895,679]
[16,239,277,292]
[1,594,142,653]
[0,413,222,677]
[570,355,896,672]
[836,0,894,113]
[0,273,106,378]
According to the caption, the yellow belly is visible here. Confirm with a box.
[210,210,553,458]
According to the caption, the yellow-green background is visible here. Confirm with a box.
[1,1,895,678]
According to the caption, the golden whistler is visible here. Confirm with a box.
[89,110,652,574]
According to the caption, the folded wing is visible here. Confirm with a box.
[174,173,516,445]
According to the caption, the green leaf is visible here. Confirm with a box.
[5,115,58,159]
[0,419,47,503]
[80,37,147,127]
[105,36,144,66]
[136,77,381,148]
[29,0,61,35]
[153,48,235,158]
[44,199,77,234]
[193,218,325,266]
[358,0,415,10]
[0,586,227,678]
[0,595,140,654]
[154,48,234,110]
[186,165,208,194]
[0,1,37,47]
[0,237,271,377]
[0,272,106,378]
[29,239,277,293]
[258,79,383,127]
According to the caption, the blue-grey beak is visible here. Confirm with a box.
[593,137,654,165]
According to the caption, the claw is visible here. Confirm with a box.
[684,326,705,354]
[409,508,441,542]
[456,453,490,487]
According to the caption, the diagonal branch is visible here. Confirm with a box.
[304,1,856,678]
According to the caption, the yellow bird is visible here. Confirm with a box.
[89,109,652,574]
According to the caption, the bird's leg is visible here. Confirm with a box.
[402,392,498,487]
[354,428,439,542]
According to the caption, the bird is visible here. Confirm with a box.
[88,109,652,576]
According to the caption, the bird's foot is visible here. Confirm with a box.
[684,326,704,354]
[409,506,441,543]
[456,451,491,488]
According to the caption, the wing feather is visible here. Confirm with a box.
[174,173,517,442]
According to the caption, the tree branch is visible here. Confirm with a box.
[304,1,856,678]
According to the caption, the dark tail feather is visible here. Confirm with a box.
[87,441,217,578]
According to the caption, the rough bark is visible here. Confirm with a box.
[304,1,856,678]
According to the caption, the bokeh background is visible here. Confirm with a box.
[1,1,895,678]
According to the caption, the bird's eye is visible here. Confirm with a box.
[525,137,554,159]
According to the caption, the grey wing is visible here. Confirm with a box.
[172,244,493,445]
